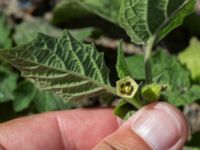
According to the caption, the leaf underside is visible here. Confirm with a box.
[119,0,195,45]
[0,31,115,102]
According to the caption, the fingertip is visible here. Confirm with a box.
[130,102,188,150]
[94,102,188,150]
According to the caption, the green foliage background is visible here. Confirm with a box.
[0,0,200,148]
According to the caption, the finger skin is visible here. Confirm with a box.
[0,102,188,150]
[94,127,151,150]
[0,108,118,150]
[94,102,188,150]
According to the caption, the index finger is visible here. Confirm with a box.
[0,108,118,150]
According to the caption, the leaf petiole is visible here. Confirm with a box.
[124,97,143,109]
[144,36,156,84]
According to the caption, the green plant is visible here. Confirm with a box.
[0,0,199,121]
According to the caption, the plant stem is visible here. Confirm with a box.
[144,36,156,84]
[125,98,143,109]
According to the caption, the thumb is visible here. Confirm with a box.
[94,102,188,150]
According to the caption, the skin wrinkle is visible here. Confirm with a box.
[0,144,6,150]
[116,137,138,150]
[55,115,70,150]
[100,141,117,150]
[68,109,94,149]
[101,127,151,150]
[54,108,119,150]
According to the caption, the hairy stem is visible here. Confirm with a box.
[144,36,156,84]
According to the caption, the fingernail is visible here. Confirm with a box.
[132,103,182,150]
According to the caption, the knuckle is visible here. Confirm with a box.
[0,143,6,150]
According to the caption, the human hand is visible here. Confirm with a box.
[0,102,188,150]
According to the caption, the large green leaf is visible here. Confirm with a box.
[0,31,116,102]
[76,0,122,23]
[178,38,200,83]
[53,1,93,24]
[125,50,199,106]
[54,0,121,24]
[0,15,12,48]
[119,0,195,45]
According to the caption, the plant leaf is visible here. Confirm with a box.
[119,0,195,45]
[53,1,93,24]
[183,147,200,150]
[0,15,12,48]
[0,66,18,102]
[13,18,62,45]
[76,0,122,23]
[69,28,95,42]
[162,85,200,106]
[125,50,198,106]
[125,54,145,80]
[116,41,131,79]
[114,100,135,119]
[0,31,116,102]
[14,18,94,45]
[53,0,121,24]
[33,91,75,112]
[151,50,190,92]
[126,50,190,87]
[178,38,200,83]
[13,80,37,112]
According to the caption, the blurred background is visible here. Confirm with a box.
[0,0,200,149]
